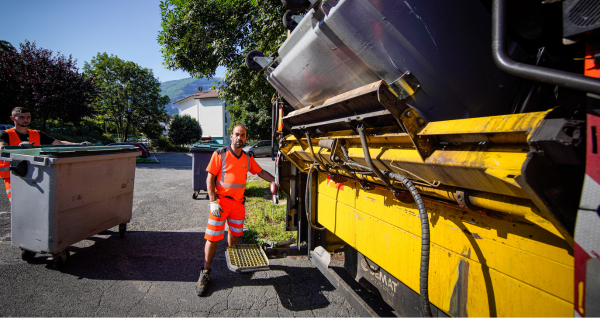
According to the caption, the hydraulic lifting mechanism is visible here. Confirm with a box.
[245,0,600,316]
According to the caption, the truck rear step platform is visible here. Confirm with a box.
[226,244,270,273]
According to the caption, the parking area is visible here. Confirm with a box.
[0,152,359,317]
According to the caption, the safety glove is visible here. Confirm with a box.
[18,142,34,149]
[270,182,278,195]
[80,141,94,146]
[209,201,223,218]
[270,181,280,204]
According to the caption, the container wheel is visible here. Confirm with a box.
[283,10,300,31]
[20,249,35,262]
[52,249,69,270]
[119,223,127,238]
[245,50,264,71]
[192,192,199,200]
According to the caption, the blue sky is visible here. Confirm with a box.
[0,0,225,82]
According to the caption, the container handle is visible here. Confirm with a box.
[17,162,43,184]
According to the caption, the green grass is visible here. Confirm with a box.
[136,158,160,164]
[242,178,296,244]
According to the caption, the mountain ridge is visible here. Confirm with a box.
[160,77,222,115]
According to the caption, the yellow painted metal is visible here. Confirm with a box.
[318,173,573,317]
[279,109,576,316]
[282,138,531,198]
[418,111,550,139]
[279,110,567,238]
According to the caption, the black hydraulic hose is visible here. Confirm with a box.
[491,0,600,95]
[305,131,328,172]
[344,161,370,171]
[344,161,376,175]
[355,125,432,316]
[340,142,355,163]
[305,163,326,231]
[384,171,432,317]
[357,126,392,188]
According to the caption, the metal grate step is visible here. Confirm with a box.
[226,244,270,273]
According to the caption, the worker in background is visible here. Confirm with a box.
[196,125,276,297]
[0,107,93,202]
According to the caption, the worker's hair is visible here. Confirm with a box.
[11,107,30,116]
[231,125,247,133]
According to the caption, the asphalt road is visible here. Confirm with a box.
[0,152,361,317]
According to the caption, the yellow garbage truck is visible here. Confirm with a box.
[248,0,600,316]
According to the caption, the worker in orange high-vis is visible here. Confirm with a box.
[0,107,93,202]
[196,125,276,297]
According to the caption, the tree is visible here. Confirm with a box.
[0,40,98,128]
[84,53,171,141]
[158,0,286,140]
[0,40,16,53]
[169,114,202,146]
[141,120,166,140]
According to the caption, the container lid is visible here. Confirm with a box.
[189,145,223,153]
[0,144,139,158]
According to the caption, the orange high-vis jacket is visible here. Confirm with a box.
[0,129,41,179]
[206,146,262,204]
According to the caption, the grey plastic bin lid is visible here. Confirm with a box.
[0,144,139,158]
[189,145,222,153]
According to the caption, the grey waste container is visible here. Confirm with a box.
[0,144,140,269]
[190,145,221,200]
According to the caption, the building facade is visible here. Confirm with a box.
[175,90,230,145]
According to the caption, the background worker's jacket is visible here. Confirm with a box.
[206,146,262,204]
[0,129,41,179]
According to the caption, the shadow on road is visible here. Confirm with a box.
[23,230,333,312]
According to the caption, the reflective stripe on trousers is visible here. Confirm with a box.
[3,178,11,203]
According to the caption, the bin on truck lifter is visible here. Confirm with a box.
[0,144,140,270]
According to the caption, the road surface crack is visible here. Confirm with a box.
[126,283,153,317]
[95,281,118,316]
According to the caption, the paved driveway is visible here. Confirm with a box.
[0,152,359,317]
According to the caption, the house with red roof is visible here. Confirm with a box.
[174,89,230,144]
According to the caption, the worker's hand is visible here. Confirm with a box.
[209,201,223,218]
[80,141,94,146]
[270,182,278,195]
[18,142,33,149]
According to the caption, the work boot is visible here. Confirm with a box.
[195,268,211,297]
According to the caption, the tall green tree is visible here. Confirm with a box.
[84,53,171,141]
[0,40,98,128]
[158,0,286,140]
[169,114,202,145]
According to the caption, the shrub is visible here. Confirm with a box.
[151,136,187,152]
[169,114,202,146]
[44,119,115,144]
